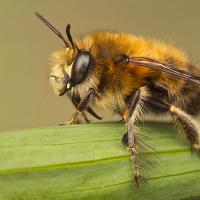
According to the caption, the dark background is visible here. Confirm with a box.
[1,0,200,132]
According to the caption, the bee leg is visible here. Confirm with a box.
[60,91,97,125]
[70,97,90,124]
[81,111,90,123]
[66,88,97,125]
[127,123,142,188]
[61,111,90,125]
[68,93,102,123]
[121,110,129,145]
[85,107,102,120]
[67,111,90,125]
[68,111,80,124]
[124,88,148,188]
[59,112,80,125]
[121,132,128,146]
[127,90,141,188]
[77,88,96,111]
[171,107,200,152]
[146,98,200,152]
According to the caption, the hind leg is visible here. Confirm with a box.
[146,98,200,152]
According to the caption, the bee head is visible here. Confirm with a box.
[35,12,95,96]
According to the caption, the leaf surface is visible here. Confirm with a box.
[0,122,200,200]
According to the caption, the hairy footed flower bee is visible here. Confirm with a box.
[35,13,200,188]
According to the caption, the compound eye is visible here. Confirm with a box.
[71,51,93,85]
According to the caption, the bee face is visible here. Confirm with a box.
[49,48,73,96]
[49,64,70,96]
[50,47,94,96]
[34,13,95,96]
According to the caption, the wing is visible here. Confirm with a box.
[130,56,200,84]
[113,54,200,84]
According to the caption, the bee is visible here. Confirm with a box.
[35,13,200,188]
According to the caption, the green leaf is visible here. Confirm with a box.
[0,122,200,200]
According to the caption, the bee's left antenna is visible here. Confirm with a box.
[66,24,75,49]
[35,12,70,48]
[66,24,79,51]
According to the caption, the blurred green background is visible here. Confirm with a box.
[1,0,200,132]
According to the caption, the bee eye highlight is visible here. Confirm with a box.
[71,51,94,85]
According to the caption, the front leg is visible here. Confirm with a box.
[69,92,102,123]
[123,87,149,188]
[65,94,90,124]
[68,88,97,125]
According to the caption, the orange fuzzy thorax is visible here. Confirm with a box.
[78,32,189,96]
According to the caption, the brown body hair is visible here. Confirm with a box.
[51,31,200,115]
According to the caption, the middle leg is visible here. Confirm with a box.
[123,87,150,188]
